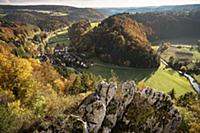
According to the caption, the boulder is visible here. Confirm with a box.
[95,81,117,106]
[99,80,136,133]
[78,81,117,133]
[113,88,181,133]
[117,80,136,120]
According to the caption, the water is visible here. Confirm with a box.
[162,58,200,94]
[184,73,200,94]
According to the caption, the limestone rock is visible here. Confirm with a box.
[66,115,89,133]
[99,98,119,133]
[96,81,117,106]
[84,100,106,133]
[99,80,136,133]
[78,81,117,133]
[114,88,181,133]
[29,81,182,133]
[117,80,136,119]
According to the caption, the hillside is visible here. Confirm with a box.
[71,14,160,68]
[131,11,200,41]
[98,4,200,16]
[98,6,200,42]
[0,5,105,31]
[0,4,200,133]
[0,19,44,58]
[0,19,40,42]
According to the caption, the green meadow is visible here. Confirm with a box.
[48,31,70,47]
[86,62,195,97]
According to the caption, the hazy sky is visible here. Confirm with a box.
[0,0,200,7]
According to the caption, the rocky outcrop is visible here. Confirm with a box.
[78,81,117,133]
[33,80,181,133]
[76,81,181,133]
[113,87,182,133]
[73,81,181,133]
[99,81,136,133]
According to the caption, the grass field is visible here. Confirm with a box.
[190,49,200,60]
[48,31,70,47]
[86,62,195,97]
[138,63,195,97]
[161,45,200,61]
[91,22,100,29]
[87,63,155,82]
[20,9,68,16]
[47,22,99,47]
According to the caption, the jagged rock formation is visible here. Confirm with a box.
[71,81,181,133]
[33,80,181,133]
[78,81,117,132]
[99,80,136,133]
[114,87,181,133]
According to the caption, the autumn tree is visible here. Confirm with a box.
[68,20,93,52]
[90,14,160,68]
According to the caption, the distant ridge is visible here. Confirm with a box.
[0,5,105,31]
[97,4,200,16]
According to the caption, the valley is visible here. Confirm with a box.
[45,20,200,97]
[0,4,200,133]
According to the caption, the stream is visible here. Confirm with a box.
[183,73,200,94]
[161,58,200,94]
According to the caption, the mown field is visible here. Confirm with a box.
[47,22,99,47]
[86,61,195,97]
[161,45,200,62]
[48,31,70,47]
[0,13,6,18]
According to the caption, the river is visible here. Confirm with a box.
[183,73,200,94]
[161,58,200,94]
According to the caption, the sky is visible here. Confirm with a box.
[0,0,200,8]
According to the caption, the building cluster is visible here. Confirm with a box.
[39,44,88,69]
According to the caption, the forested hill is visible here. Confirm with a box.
[131,11,200,41]
[113,11,200,41]
[68,15,160,68]
[0,19,40,43]
[91,14,160,68]
[97,4,200,16]
[0,5,105,31]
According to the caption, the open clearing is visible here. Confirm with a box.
[86,61,195,97]
[48,31,70,47]
[19,9,68,16]
[47,22,99,47]
[161,45,200,62]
